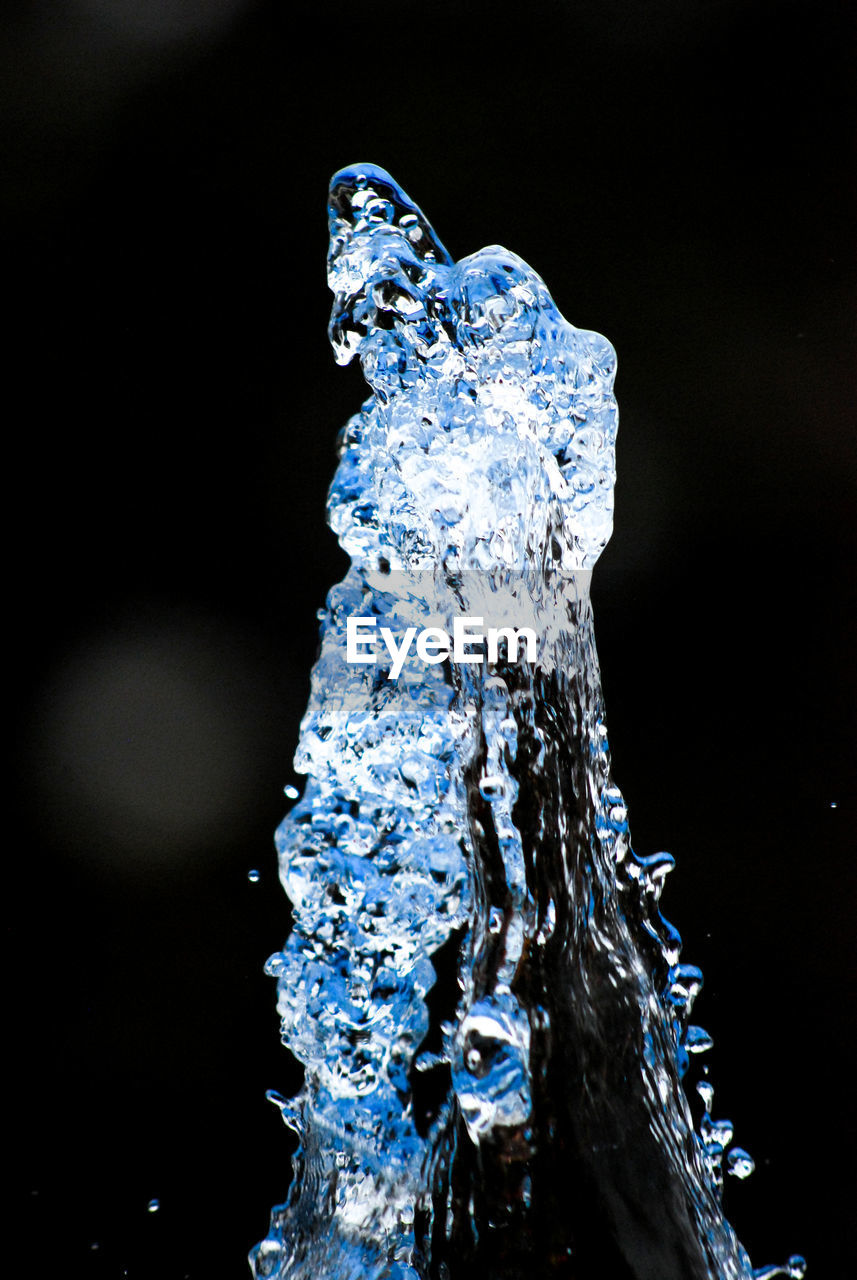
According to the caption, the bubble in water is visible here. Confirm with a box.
[478,774,507,800]
[452,998,532,1144]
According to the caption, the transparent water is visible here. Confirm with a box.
[251,166,799,1279]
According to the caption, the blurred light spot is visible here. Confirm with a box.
[26,609,288,867]
[72,0,251,47]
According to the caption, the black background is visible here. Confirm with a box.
[7,1,855,1276]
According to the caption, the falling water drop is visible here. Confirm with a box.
[696,1080,714,1112]
[726,1148,756,1180]
[685,1024,715,1054]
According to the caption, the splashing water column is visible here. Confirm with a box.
[251,166,796,1280]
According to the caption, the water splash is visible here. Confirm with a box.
[252,166,796,1278]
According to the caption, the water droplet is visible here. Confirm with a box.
[632,850,675,899]
[483,675,508,697]
[726,1147,755,1179]
[669,963,704,1013]
[284,784,299,800]
[829,800,838,809]
[147,1198,160,1213]
[701,1114,733,1152]
[264,952,286,977]
[696,1080,714,1112]
[256,1238,284,1275]
[685,1025,714,1054]
[753,1258,807,1279]
[247,868,260,883]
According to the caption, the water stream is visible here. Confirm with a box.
[251,165,800,1280]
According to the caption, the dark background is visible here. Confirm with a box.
[6,1,855,1276]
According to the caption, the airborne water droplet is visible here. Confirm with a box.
[696,1080,714,1112]
[147,1198,160,1213]
[726,1147,756,1179]
[685,1025,714,1054]
[248,868,260,883]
